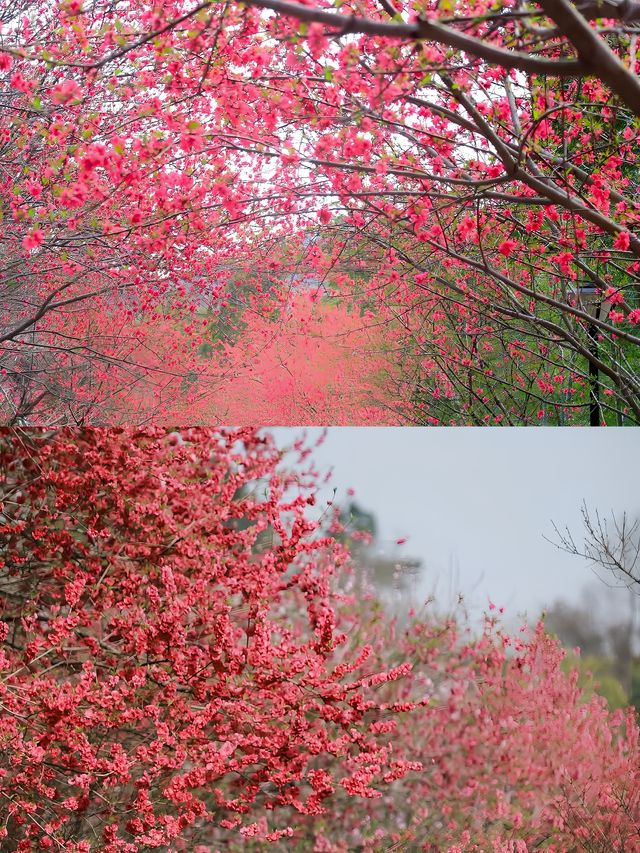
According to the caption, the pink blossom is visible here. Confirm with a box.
[614,230,631,251]
[22,229,45,250]
[498,239,517,257]
[51,79,83,104]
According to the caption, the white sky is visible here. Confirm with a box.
[272,427,640,623]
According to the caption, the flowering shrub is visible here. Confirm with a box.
[264,608,640,852]
[0,428,421,850]
[192,296,400,425]
[98,293,401,423]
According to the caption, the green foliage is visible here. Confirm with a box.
[563,653,630,711]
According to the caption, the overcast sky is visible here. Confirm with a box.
[272,428,640,623]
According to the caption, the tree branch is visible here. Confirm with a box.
[240,0,587,75]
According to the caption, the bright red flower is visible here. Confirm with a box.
[498,240,517,257]
[614,231,631,251]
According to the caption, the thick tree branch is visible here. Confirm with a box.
[539,0,640,116]
[240,0,586,75]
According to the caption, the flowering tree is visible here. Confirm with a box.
[1,0,639,423]
[221,0,640,424]
[0,2,299,422]
[0,427,427,851]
